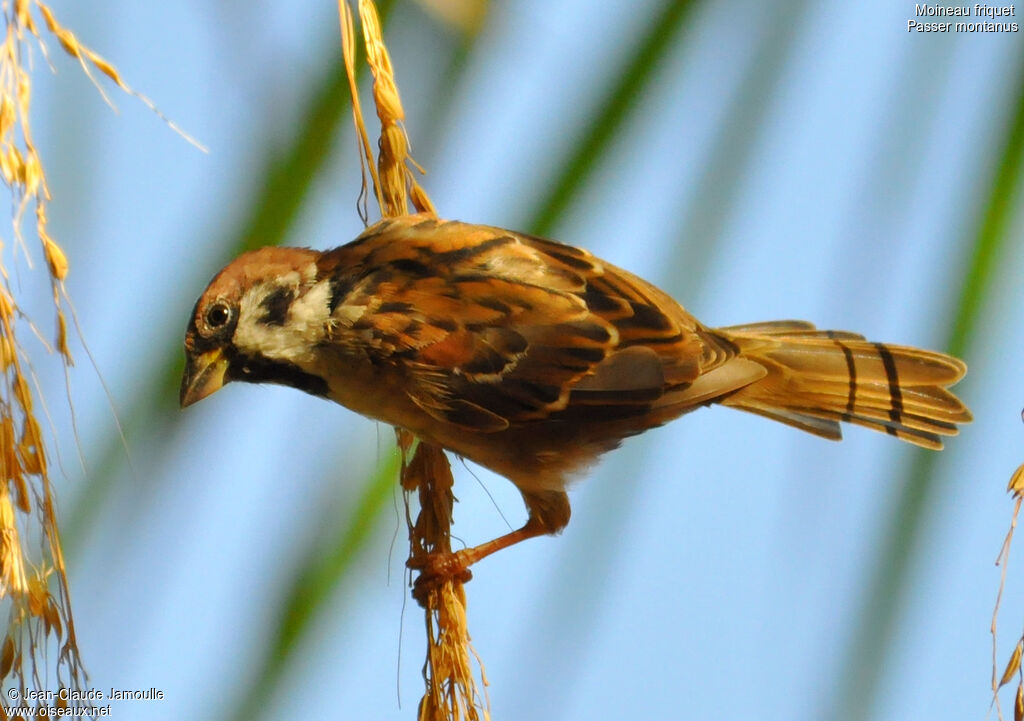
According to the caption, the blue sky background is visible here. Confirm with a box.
[13,0,1024,719]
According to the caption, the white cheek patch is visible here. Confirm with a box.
[290,280,331,334]
[233,273,332,368]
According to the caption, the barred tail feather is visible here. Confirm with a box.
[715,324,971,449]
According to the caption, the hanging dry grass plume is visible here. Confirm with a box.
[339,1,486,719]
[0,0,199,711]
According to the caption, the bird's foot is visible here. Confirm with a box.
[408,550,474,607]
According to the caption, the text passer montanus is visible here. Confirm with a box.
[181,214,971,583]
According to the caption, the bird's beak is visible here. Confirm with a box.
[180,348,230,408]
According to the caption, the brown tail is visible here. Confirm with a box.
[711,321,971,449]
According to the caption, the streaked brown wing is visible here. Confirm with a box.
[316,215,740,433]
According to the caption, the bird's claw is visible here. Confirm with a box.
[408,551,473,607]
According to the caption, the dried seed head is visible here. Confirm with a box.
[0,492,28,597]
[340,2,481,717]
[41,237,67,281]
[0,336,14,370]
[342,0,435,221]
[0,0,189,702]
[43,597,61,640]
[0,636,14,680]
[1008,464,1024,498]
[1002,641,1023,688]
[36,2,204,149]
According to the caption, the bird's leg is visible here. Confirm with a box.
[408,490,569,605]
[409,514,548,605]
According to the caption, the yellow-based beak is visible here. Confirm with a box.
[180,348,230,408]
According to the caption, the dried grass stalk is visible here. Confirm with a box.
[0,0,200,706]
[402,438,488,721]
[341,0,435,219]
[339,2,485,718]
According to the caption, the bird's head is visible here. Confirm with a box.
[180,246,329,408]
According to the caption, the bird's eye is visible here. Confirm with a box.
[205,302,232,329]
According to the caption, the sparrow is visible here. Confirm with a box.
[181,213,971,581]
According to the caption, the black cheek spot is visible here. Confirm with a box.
[260,288,295,326]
